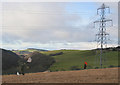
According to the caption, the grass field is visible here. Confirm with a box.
[43,50,118,71]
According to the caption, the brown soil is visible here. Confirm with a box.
[2,67,119,83]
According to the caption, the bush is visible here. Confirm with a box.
[95,67,99,69]
[108,65,114,68]
[87,65,93,69]
[49,52,63,56]
[55,69,59,71]
[70,66,80,70]
[61,68,65,71]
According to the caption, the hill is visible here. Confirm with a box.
[2,49,55,75]
[2,48,20,74]
[12,48,48,55]
[24,51,55,73]
[41,49,119,72]
[4,47,118,74]
[27,48,48,51]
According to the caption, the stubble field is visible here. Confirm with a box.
[2,67,119,83]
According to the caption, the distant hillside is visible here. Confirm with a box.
[2,48,20,74]
[25,51,55,73]
[95,46,120,51]
[13,50,32,55]
[12,48,48,55]
[2,48,55,74]
[2,46,119,74]
[27,48,48,51]
[41,49,119,72]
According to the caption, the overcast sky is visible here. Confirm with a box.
[1,2,118,50]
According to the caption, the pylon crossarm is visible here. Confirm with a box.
[94,20,101,23]
[104,19,112,22]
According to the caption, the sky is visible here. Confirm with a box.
[0,2,118,50]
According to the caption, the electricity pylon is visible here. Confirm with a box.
[94,3,113,68]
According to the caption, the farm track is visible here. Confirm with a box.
[2,67,119,83]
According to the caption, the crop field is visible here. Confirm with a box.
[2,67,118,83]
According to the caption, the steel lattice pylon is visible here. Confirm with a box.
[94,3,113,68]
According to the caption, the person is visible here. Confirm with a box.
[84,62,87,69]
[84,64,87,69]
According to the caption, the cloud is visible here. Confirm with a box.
[2,2,118,50]
[2,2,93,43]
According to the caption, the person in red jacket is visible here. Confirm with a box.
[84,62,87,69]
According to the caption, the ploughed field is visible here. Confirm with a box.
[2,67,119,83]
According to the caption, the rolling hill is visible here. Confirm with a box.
[41,49,119,72]
[10,47,119,72]
[2,48,20,74]
[2,48,55,75]
[12,48,48,55]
